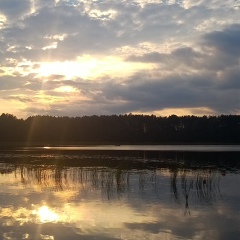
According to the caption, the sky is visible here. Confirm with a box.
[0,0,239,118]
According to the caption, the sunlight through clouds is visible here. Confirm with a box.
[54,85,79,93]
[37,56,153,79]
[0,14,7,28]
[89,9,118,20]
[133,107,217,117]
[0,0,239,117]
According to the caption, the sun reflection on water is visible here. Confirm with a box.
[34,206,59,223]
[0,157,238,240]
[43,146,51,149]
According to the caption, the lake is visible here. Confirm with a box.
[0,145,239,240]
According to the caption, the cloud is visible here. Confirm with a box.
[203,24,240,57]
[3,95,33,103]
[99,74,236,114]
[0,0,31,20]
[0,1,239,117]
[126,47,204,71]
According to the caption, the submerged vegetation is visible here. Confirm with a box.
[0,113,239,144]
[0,153,228,208]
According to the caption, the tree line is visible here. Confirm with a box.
[0,113,239,144]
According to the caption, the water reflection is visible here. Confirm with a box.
[170,169,221,215]
[0,151,239,240]
[4,164,223,207]
[35,206,59,223]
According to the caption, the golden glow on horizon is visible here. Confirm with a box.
[132,107,216,117]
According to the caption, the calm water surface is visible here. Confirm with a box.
[32,144,240,152]
[0,145,239,240]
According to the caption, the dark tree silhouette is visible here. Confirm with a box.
[0,113,239,144]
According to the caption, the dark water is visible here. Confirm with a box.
[0,145,239,240]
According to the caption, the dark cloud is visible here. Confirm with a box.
[0,0,31,20]
[203,24,240,56]
[187,24,240,72]
[126,47,204,68]
[127,52,166,63]
[216,66,240,90]
[98,70,239,114]
[0,75,25,90]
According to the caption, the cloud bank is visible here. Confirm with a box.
[0,0,239,118]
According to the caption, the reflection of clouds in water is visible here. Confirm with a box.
[0,165,225,206]
[170,169,221,215]
[0,200,159,239]
[0,164,239,239]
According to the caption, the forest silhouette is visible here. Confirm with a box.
[0,113,239,144]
